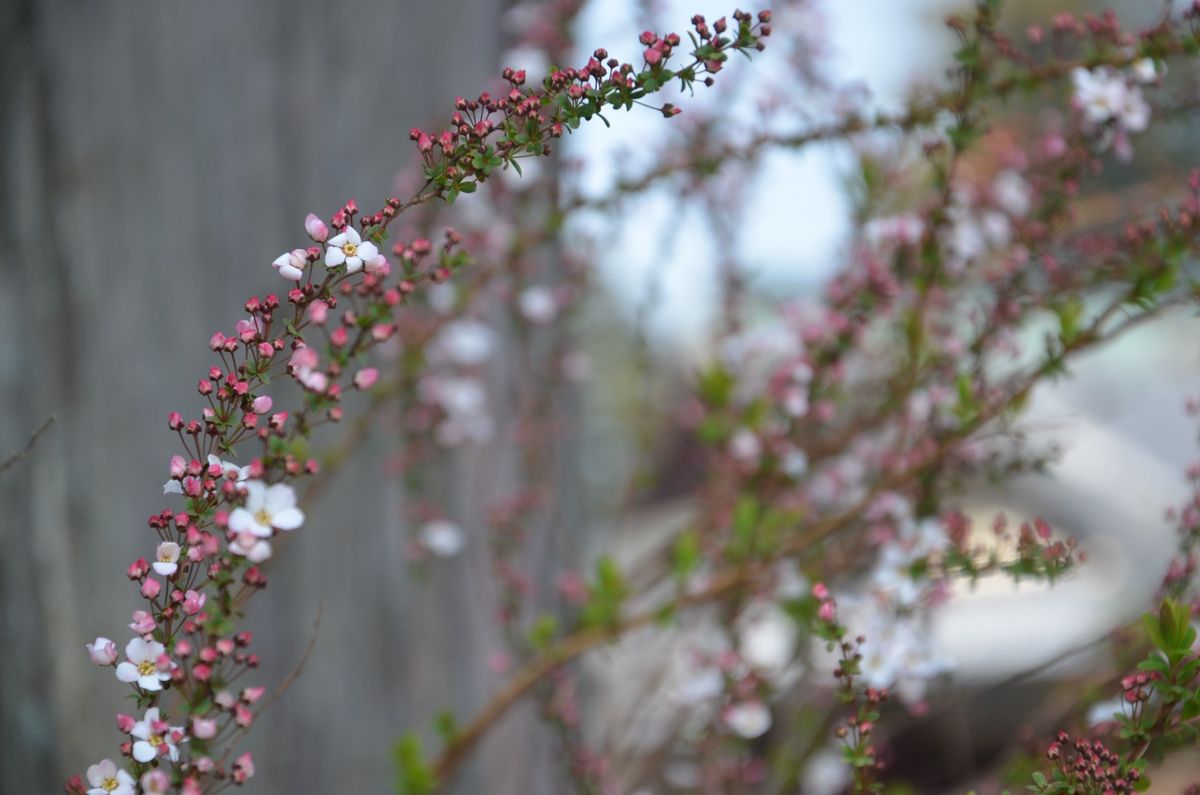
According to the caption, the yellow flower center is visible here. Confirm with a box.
[343,242,358,257]
[149,733,163,747]
[158,552,172,562]
[137,660,156,677]
[255,508,272,527]
[102,776,119,791]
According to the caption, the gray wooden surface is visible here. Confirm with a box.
[0,1,579,791]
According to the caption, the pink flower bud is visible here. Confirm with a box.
[353,368,379,390]
[191,717,218,739]
[304,213,328,243]
[242,686,266,704]
[216,638,235,656]
[308,300,329,325]
[167,412,184,430]
[235,703,253,727]
[192,663,212,682]
[174,638,193,657]
[116,712,137,733]
[140,578,161,599]
[140,771,170,794]
[256,342,274,358]
[127,558,150,580]
[817,601,836,622]
[811,582,830,600]
[87,637,118,665]
[169,455,187,478]
[214,690,237,709]
[233,752,255,783]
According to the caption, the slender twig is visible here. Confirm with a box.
[0,414,55,476]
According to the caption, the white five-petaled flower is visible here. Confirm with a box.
[324,226,378,273]
[129,707,183,763]
[418,520,465,558]
[272,248,308,281]
[724,700,772,739]
[115,637,171,691]
[152,542,181,576]
[228,481,304,538]
[85,759,135,795]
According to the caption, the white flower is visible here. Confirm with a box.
[724,700,772,738]
[114,637,171,691]
[431,320,495,366]
[272,248,307,281]
[1071,66,1149,134]
[426,282,458,314]
[991,170,1032,217]
[729,429,762,464]
[1130,57,1158,84]
[419,520,465,557]
[517,286,558,324]
[1087,696,1132,728]
[152,542,181,577]
[324,226,378,273]
[802,748,852,795]
[228,481,304,538]
[130,707,183,763]
[85,759,135,795]
[738,603,798,677]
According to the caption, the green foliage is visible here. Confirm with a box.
[580,556,627,630]
[392,733,437,795]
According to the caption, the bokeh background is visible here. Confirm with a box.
[2,0,1199,792]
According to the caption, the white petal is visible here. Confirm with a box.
[132,741,157,763]
[344,226,361,245]
[115,662,139,683]
[152,561,178,577]
[138,674,163,691]
[325,247,346,267]
[327,231,348,247]
[242,480,265,509]
[262,483,296,512]
[162,480,182,495]
[279,263,304,280]
[345,256,363,273]
[227,507,253,533]
[356,240,378,261]
[125,637,151,662]
[271,507,304,531]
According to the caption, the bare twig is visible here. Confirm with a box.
[218,601,325,766]
[0,415,55,476]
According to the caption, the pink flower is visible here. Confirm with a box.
[140,770,170,795]
[232,752,256,784]
[86,637,117,666]
[182,589,206,615]
[251,395,273,414]
[140,578,161,599]
[129,611,155,635]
